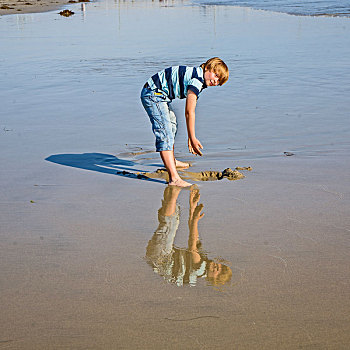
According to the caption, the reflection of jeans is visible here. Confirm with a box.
[140,87,177,151]
[146,205,207,287]
[146,205,180,279]
[147,205,180,259]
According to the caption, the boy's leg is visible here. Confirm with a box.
[174,156,190,169]
[141,88,191,187]
[160,150,191,187]
[168,108,189,169]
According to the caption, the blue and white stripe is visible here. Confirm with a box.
[146,66,206,100]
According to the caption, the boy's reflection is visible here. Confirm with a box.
[146,186,232,288]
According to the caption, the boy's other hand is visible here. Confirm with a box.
[188,137,203,156]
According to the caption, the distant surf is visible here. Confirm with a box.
[192,0,350,17]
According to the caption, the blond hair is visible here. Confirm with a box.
[200,57,229,86]
[206,264,232,287]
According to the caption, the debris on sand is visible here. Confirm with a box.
[142,167,248,182]
[59,9,74,16]
[183,168,245,181]
[235,166,252,171]
[116,166,251,182]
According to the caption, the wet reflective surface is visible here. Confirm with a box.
[1,0,350,164]
[146,186,235,288]
[194,0,350,17]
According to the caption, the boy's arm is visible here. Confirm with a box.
[185,90,203,156]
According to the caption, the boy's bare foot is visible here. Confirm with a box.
[175,159,190,168]
[190,188,200,206]
[165,185,182,197]
[168,178,192,187]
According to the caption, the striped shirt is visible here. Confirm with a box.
[146,66,206,100]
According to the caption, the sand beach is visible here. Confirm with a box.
[1,0,350,348]
[0,0,77,15]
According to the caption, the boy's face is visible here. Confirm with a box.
[204,70,220,86]
[207,262,222,279]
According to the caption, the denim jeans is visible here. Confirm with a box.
[140,87,177,152]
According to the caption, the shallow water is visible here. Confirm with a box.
[194,0,350,17]
[1,0,350,169]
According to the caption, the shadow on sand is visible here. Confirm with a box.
[45,153,165,184]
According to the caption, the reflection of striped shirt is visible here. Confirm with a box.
[146,66,206,100]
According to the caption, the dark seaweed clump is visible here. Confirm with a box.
[59,9,74,16]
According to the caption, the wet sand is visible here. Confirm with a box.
[1,0,350,348]
[0,0,80,15]
[1,155,350,349]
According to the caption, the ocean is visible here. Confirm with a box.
[193,0,350,17]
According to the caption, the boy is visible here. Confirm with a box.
[141,57,229,187]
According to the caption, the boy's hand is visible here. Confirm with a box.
[188,137,203,156]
